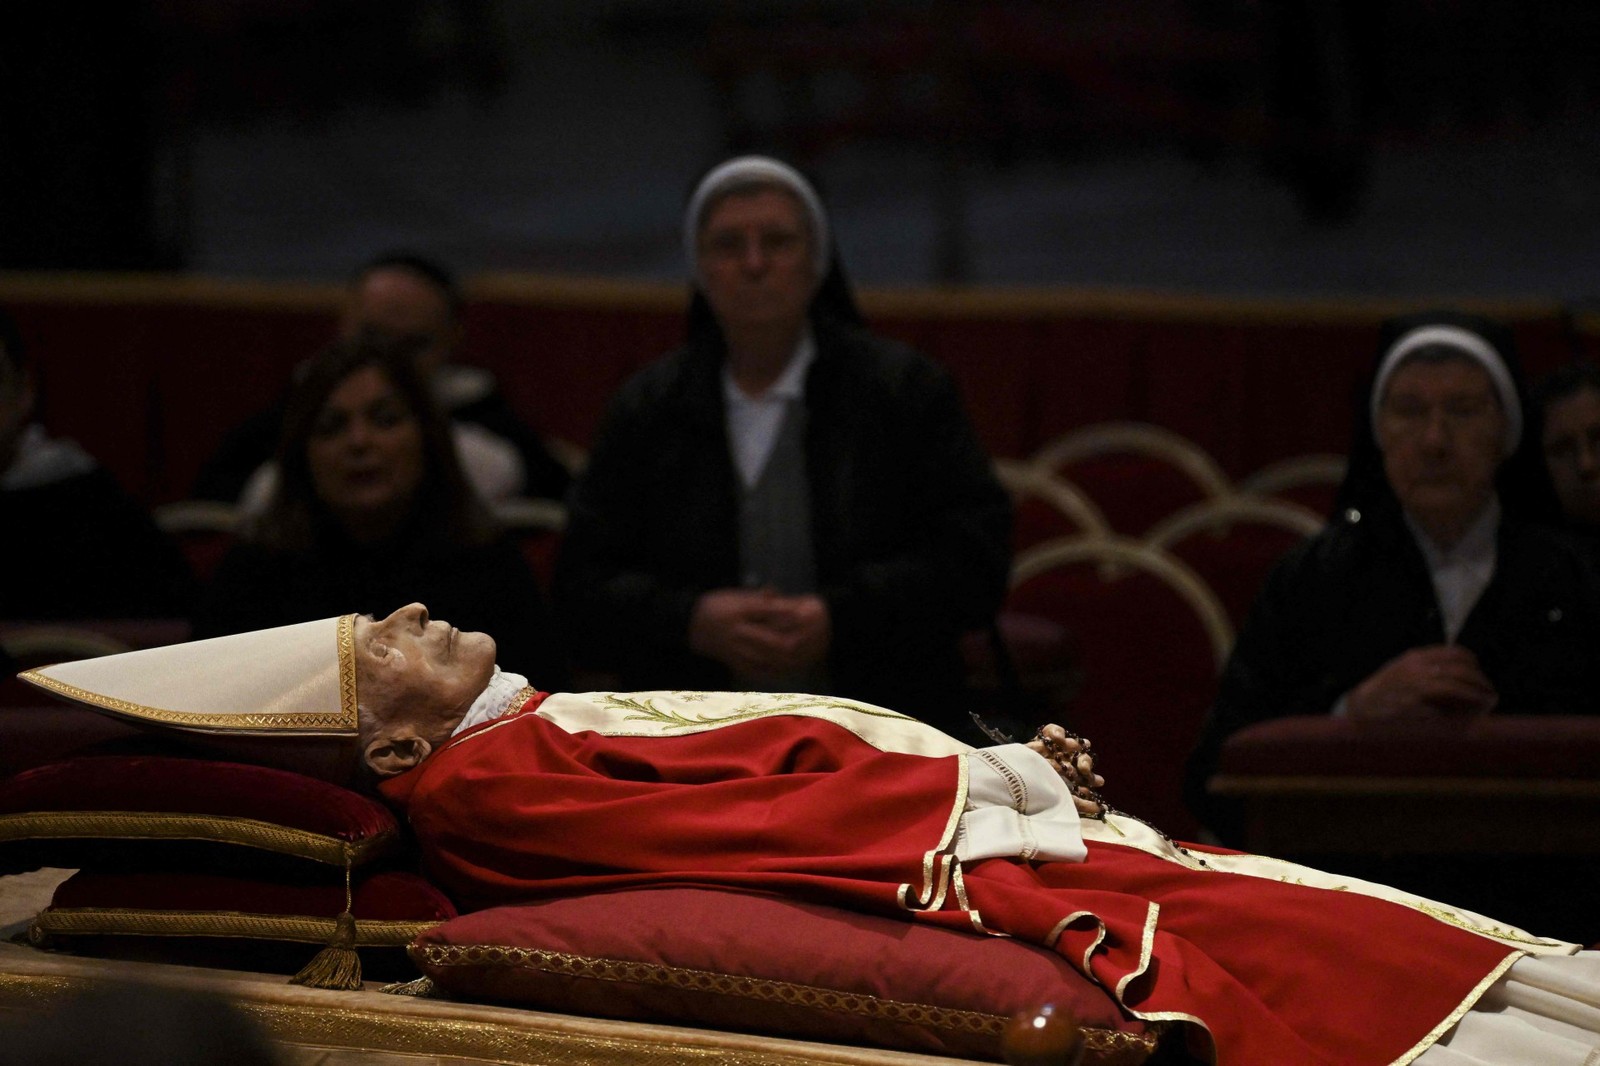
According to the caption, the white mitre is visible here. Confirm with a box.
[18,617,362,781]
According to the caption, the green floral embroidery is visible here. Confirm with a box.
[596,692,913,731]
[1414,903,1562,947]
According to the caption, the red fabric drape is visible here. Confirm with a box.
[385,702,1519,1066]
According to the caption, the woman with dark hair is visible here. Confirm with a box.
[554,157,1011,742]
[192,335,565,685]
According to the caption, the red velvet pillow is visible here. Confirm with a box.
[32,868,455,948]
[0,755,399,875]
[410,887,1166,1064]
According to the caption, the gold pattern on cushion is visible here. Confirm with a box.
[416,943,1006,1036]
[0,810,390,867]
[408,888,1166,1062]
[413,941,1162,1060]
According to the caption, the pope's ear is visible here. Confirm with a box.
[362,732,434,778]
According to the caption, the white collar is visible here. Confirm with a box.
[1406,496,1500,565]
[722,330,816,404]
[2,424,96,491]
[451,666,532,736]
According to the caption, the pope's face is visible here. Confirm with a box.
[356,601,492,717]
[1542,385,1600,530]
[306,365,426,535]
[355,603,496,736]
[1376,358,1507,541]
[696,187,816,337]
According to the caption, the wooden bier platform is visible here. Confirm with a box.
[0,941,974,1066]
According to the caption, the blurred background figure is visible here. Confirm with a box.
[555,157,1010,741]
[192,251,571,510]
[192,333,566,687]
[1187,311,1600,842]
[8,980,281,1066]
[1531,360,1600,540]
[0,307,195,620]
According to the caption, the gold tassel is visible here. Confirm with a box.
[290,861,363,990]
[290,911,363,990]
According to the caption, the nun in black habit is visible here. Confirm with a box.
[554,156,1012,743]
[1185,310,1600,844]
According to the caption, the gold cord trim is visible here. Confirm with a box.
[1041,909,1101,958]
[32,907,439,946]
[1387,951,1523,1066]
[0,810,393,866]
[411,942,1160,1055]
[1114,903,1160,1001]
[17,671,354,733]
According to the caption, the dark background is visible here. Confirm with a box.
[3,1,1597,298]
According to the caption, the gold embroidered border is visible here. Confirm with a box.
[411,942,1161,1057]
[1388,950,1522,1066]
[1113,903,1160,1002]
[592,693,919,732]
[33,907,438,946]
[335,613,358,728]
[0,810,392,866]
[18,671,355,733]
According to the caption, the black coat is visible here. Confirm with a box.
[554,316,1012,740]
[5,465,196,619]
[1185,502,1600,840]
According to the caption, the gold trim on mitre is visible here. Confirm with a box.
[18,616,359,735]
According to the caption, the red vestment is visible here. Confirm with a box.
[383,695,1523,1066]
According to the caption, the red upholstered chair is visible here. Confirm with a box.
[1031,422,1232,537]
[1007,535,1231,841]
[994,458,1110,552]
[153,499,240,583]
[1209,715,1600,858]
[1145,496,1323,629]
[493,497,568,591]
[1236,453,1347,519]
[1,625,131,669]
[961,612,1083,730]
